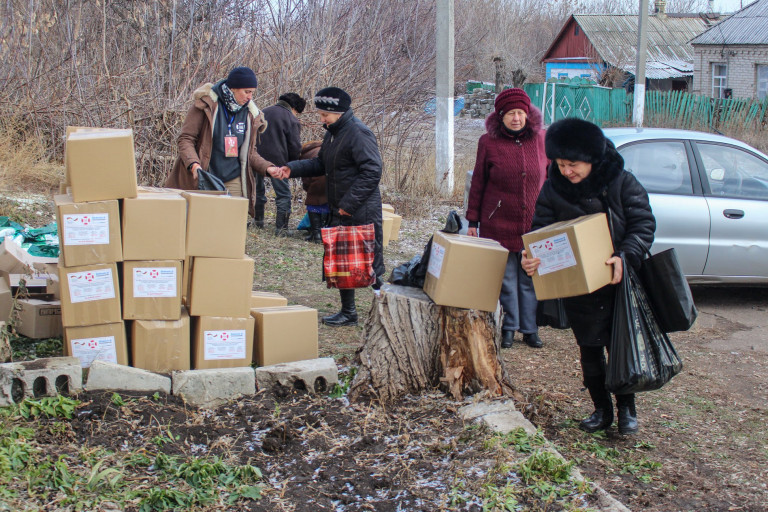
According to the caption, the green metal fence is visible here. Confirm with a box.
[520,80,768,131]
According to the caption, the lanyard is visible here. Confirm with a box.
[227,112,236,136]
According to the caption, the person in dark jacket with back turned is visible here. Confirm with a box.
[466,88,548,349]
[268,87,385,327]
[255,92,306,235]
[521,118,656,435]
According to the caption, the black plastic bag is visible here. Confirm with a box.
[198,169,226,191]
[606,254,683,394]
[389,210,463,288]
[536,299,570,329]
[638,247,698,332]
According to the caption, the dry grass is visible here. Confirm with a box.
[0,117,64,194]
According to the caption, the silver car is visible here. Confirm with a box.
[605,128,768,284]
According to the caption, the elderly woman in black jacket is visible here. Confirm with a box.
[521,118,656,435]
[269,87,384,327]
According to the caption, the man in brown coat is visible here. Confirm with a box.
[165,66,273,219]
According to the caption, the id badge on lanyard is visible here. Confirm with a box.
[224,113,239,158]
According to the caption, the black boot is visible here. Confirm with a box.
[501,330,514,349]
[253,203,265,229]
[275,210,291,236]
[579,377,614,433]
[305,212,323,243]
[616,394,638,435]
[523,332,543,348]
[322,289,358,326]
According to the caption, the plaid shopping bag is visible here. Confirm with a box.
[321,224,376,289]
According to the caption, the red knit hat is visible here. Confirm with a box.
[495,88,531,116]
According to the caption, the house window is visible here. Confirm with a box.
[758,65,768,100]
[558,72,569,80]
[712,63,728,98]
[574,25,580,36]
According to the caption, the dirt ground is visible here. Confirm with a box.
[3,118,767,510]
[506,285,768,512]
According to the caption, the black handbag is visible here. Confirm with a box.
[636,241,698,332]
[606,254,683,394]
[536,299,570,329]
[197,169,226,191]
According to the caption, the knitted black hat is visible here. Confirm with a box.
[226,67,258,89]
[545,118,607,164]
[314,87,351,113]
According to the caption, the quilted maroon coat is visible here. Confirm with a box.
[466,105,548,252]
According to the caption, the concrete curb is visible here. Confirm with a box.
[458,399,631,512]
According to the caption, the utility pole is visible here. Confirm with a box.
[633,0,650,127]
[436,0,454,195]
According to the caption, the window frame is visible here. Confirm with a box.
[757,64,768,100]
[712,62,728,99]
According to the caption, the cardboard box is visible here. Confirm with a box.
[7,272,58,299]
[0,277,12,322]
[122,193,186,260]
[183,192,248,258]
[55,195,123,266]
[122,260,182,320]
[64,322,128,368]
[423,231,509,312]
[250,306,318,366]
[132,308,191,372]
[383,211,402,241]
[382,204,395,214]
[250,291,288,309]
[0,238,58,275]
[15,299,62,339]
[59,263,121,327]
[521,213,615,300]
[188,256,254,317]
[181,254,191,306]
[192,315,254,369]
[382,215,393,248]
[65,129,138,203]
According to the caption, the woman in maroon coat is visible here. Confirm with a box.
[466,88,548,349]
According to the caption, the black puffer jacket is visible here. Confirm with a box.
[287,109,385,277]
[531,141,655,346]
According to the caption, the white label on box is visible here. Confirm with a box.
[67,268,116,303]
[427,241,446,278]
[529,233,577,276]
[133,267,177,298]
[203,330,246,360]
[62,213,110,246]
[70,336,117,368]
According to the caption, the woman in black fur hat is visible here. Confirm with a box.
[521,118,656,435]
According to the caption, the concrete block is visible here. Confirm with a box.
[459,400,537,436]
[85,361,171,394]
[0,357,82,406]
[172,367,255,408]
[255,357,338,394]
[458,399,518,420]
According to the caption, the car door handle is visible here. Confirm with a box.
[723,209,744,219]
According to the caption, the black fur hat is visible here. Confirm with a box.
[545,118,607,164]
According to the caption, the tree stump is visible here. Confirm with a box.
[349,284,515,402]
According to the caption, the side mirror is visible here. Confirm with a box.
[709,168,725,181]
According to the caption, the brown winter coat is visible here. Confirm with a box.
[300,141,326,205]
[165,82,273,217]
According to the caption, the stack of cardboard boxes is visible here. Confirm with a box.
[57,127,319,372]
[381,203,402,248]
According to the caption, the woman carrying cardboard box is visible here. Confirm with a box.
[466,88,548,349]
[521,118,656,435]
